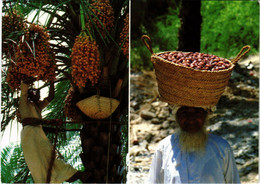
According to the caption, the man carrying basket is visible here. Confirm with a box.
[148,105,240,183]
[141,35,250,183]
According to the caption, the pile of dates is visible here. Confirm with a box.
[158,51,232,71]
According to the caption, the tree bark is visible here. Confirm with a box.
[80,121,123,183]
[178,0,202,52]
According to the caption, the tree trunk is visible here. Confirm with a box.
[178,0,202,52]
[80,121,123,183]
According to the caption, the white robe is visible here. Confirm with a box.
[148,133,240,184]
[19,82,77,183]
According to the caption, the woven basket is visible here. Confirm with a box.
[76,95,120,119]
[141,35,251,108]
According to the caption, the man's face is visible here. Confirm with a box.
[28,88,40,103]
[176,106,207,133]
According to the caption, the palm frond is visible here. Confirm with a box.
[1,81,19,132]
[1,144,31,183]
[44,79,70,120]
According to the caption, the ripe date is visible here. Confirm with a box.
[158,51,231,71]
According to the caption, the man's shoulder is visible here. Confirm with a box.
[156,134,177,150]
[208,133,231,149]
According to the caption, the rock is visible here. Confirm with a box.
[160,102,168,107]
[142,166,150,172]
[154,136,163,143]
[162,121,170,129]
[140,110,156,120]
[168,129,175,135]
[158,108,170,119]
[131,117,142,125]
[225,111,233,116]
[130,146,147,157]
[131,114,140,121]
[246,62,254,70]
[133,140,139,145]
[130,100,139,109]
[247,80,252,85]
[167,116,176,122]
[130,107,135,113]
[252,131,258,137]
[127,172,149,184]
[145,133,154,143]
[208,122,221,132]
[151,101,160,107]
[236,158,246,165]
[135,156,150,163]
[130,146,140,156]
[134,167,140,171]
[231,71,243,80]
[140,140,149,150]
[160,131,168,139]
[151,118,161,124]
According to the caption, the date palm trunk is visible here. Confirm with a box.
[80,121,124,183]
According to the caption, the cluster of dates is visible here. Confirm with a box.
[6,24,56,90]
[71,35,101,88]
[64,86,81,121]
[2,10,27,57]
[90,0,115,37]
[158,51,232,71]
[119,13,129,59]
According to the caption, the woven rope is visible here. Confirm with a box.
[232,45,251,64]
[141,35,153,54]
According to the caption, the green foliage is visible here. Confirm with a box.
[201,1,259,59]
[119,112,128,182]
[152,8,181,52]
[1,140,83,183]
[131,40,153,70]
[132,1,258,70]
[1,144,33,183]
[1,79,19,133]
[131,7,180,70]
[44,79,70,120]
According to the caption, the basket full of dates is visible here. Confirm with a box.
[141,35,251,108]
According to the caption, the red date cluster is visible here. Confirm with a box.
[158,51,231,71]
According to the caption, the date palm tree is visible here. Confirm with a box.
[1,0,129,183]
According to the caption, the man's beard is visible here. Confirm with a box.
[176,125,208,153]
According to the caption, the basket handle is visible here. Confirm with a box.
[231,45,251,64]
[141,35,154,54]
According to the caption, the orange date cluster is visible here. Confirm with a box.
[2,10,27,57]
[6,64,28,90]
[15,24,56,81]
[90,0,115,37]
[119,13,129,59]
[71,35,101,88]
[6,24,56,90]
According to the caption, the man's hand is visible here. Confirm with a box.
[23,77,36,84]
